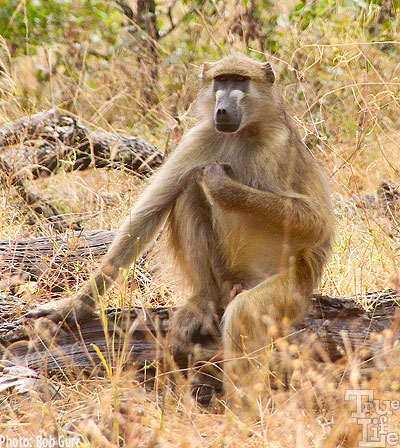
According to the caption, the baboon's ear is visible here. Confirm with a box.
[200,62,215,79]
[262,62,275,84]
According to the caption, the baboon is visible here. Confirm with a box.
[27,54,334,397]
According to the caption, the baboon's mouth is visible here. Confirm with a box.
[215,121,240,133]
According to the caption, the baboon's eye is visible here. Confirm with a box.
[236,75,247,82]
[216,75,227,82]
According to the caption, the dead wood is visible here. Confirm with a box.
[0,291,399,380]
[0,108,163,230]
[0,230,115,291]
[0,107,163,175]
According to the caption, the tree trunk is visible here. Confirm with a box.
[135,0,160,104]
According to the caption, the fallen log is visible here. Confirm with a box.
[0,107,163,176]
[0,291,399,378]
[0,108,164,230]
[0,230,117,293]
[0,230,115,280]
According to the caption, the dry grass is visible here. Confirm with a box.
[1,0,400,446]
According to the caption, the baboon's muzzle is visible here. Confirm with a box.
[214,96,242,133]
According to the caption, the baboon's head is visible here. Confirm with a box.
[198,54,277,133]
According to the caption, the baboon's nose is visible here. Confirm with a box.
[214,99,241,132]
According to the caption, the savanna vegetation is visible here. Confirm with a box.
[0,0,399,446]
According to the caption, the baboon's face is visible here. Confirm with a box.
[213,74,250,133]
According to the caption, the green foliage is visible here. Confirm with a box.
[291,0,398,42]
[0,0,123,55]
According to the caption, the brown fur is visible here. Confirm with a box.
[27,55,334,403]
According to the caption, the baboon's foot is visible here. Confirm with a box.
[25,297,95,326]
[169,297,221,353]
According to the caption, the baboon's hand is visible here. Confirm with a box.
[170,298,220,352]
[203,161,233,183]
[220,163,235,179]
[25,297,95,326]
[178,163,234,193]
[177,165,206,191]
[202,162,233,194]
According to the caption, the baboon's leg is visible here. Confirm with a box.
[222,267,304,405]
[169,182,229,346]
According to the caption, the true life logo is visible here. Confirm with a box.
[345,389,399,447]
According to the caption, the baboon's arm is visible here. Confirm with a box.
[74,157,197,307]
[202,163,322,238]
[74,187,173,306]
[26,152,195,321]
